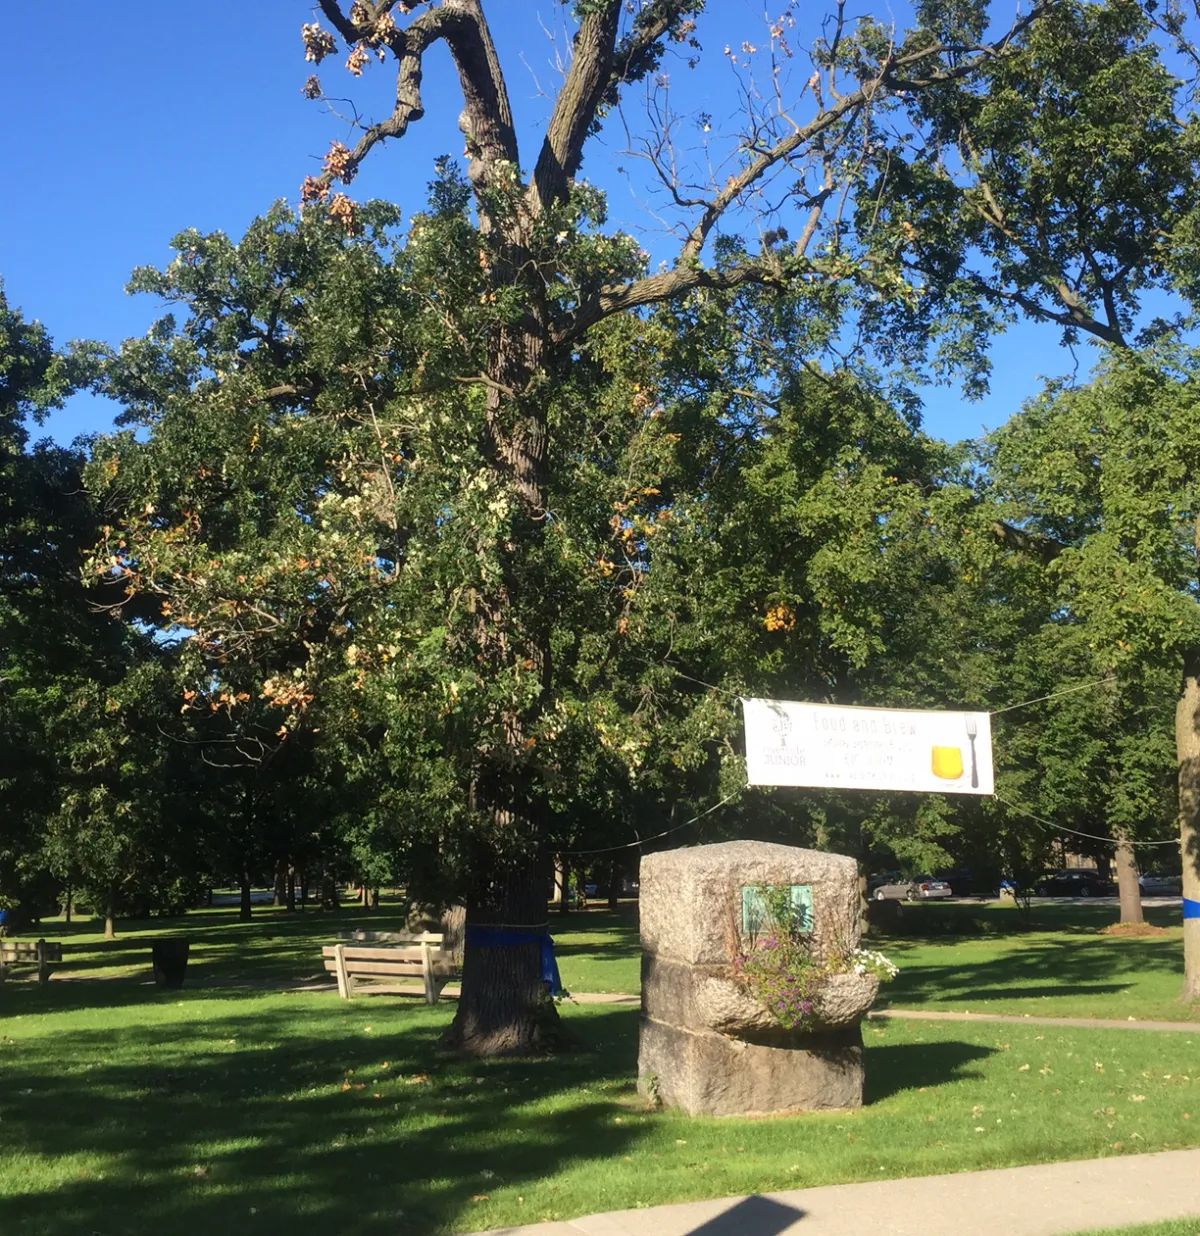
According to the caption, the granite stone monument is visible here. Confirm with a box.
[638,840,877,1116]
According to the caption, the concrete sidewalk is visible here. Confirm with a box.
[462,1149,1200,1236]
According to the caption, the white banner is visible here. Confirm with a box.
[742,698,994,795]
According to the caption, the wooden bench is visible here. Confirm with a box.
[321,932,458,1003]
[0,939,63,984]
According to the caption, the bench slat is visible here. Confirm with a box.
[336,931,444,944]
[321,945,442,963]
[323,960,453,976]
[324,959,425,975]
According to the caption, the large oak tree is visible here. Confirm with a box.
[91,0,1200,1050]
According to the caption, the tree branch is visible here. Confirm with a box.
[310,7,450,194]
[553,259,788,344]
[991,520,1064,562]
[311,3,518,198]
[530,0,623,212]
[552,4,1052,344]
[963,272,1128,347]
[440,0,520,189]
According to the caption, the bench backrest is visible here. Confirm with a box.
[0,940,63,962]
[335,930,445,945]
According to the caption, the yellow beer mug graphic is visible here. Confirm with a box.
[931,746,964,780]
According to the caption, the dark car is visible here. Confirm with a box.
[934,867,993,898]
[1033,869,1114,897]
[1138,872,1182,897]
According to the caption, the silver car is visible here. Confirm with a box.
[909,874,953,899]
[870,874,952,901]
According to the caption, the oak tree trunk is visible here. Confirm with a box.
[286,864,296,913]
[1114,833,1144,925]
[442,279,568,1052]
[273,859,287,907]
[1176,659,1200,1002]
[443,855,567,1056]
[239,868,252,922]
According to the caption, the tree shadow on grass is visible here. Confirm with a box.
[0,972,331,1019]
[0,977,1009,1236]
[0,999,647,1236]
[864,1040,996,1102]
[880,936,1184,1011]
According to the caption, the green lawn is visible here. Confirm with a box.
[20,897,426,987]
[869,902,1198,1024]
[1076,1224,1200,1236]
[19,898,642,994]
[14,897,1200,1023]
[879,929,1197,1023]
[2,982,1199,1235]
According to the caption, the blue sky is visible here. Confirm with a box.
[2,1,1087,447]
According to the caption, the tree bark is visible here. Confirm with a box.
[1113,833,1144,925]
[103,882,116,939]
[273,858,287,907]
[239,867,252,922]
[608,861,619,910]
[443,855,568,1056]
[1177,656,1200,1001]
[286,864,296,913]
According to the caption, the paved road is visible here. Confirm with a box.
[461,1149,1200,1236]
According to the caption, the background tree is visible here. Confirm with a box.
[983,349,1200,987]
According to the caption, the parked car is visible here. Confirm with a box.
[868,872,911,901]
[1138,872,1183,896]
[1033,869,1114,897]
[934,867,993,897]
[909,874,953,900]
[868,873,952,901]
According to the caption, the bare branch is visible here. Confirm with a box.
[311,3,518,199]
[550,3,1051,343]
[310,8,449,195]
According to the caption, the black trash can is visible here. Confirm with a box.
[150,938,189,988]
